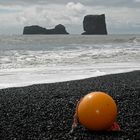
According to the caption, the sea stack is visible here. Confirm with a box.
[23,24,69,35]
[82,14,107,35]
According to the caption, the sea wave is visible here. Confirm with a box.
[0,35,140,49]
[0,35,140,89]
[0,43,140,69]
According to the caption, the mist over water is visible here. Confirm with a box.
[0,35,140,89]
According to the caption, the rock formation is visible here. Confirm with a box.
[23,24,69,35]
[82,14,107,35]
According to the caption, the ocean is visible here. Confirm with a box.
[0,34,140,89]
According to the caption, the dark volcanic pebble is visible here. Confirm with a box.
[0,71,140,140]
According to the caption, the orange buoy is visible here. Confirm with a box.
[77,92,117,131]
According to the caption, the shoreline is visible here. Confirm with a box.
[0,70,140,139]
[0,68,140,90]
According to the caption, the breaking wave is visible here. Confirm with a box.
[0,34,140,89]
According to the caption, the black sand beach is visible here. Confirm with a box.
[0,71,140,140]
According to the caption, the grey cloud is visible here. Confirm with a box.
[81,0,140,7]
[0,0,140,8]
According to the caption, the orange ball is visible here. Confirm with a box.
[77,92,117,131]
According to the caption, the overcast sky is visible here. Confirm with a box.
[0,0,140,34]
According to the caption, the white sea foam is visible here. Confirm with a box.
[0,35,140,89]
[0,62,140,89]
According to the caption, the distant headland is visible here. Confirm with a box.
[23,14,107,35]
[23,24,69,35]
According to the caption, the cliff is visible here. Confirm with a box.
[82,14,107,35]
[23,24,69,35]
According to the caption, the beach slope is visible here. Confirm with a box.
[0,71,140,139]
